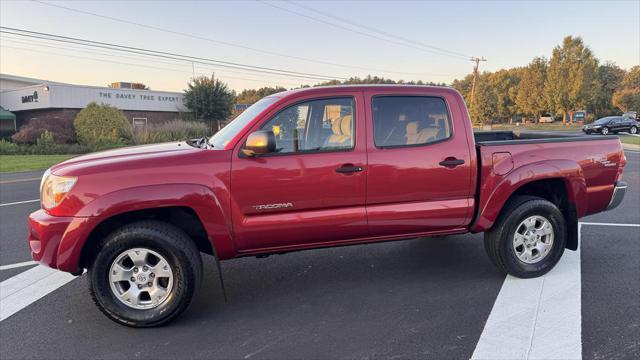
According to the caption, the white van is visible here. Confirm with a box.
[539,113,555,123]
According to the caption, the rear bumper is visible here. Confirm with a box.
[606,181,627,211]
[28,210,85,274]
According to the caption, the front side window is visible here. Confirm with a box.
[372,96,452,147]
[260,98,354,154]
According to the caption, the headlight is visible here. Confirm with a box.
[593,125,601,128]
[41,172,77,210]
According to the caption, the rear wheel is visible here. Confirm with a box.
[601,127,609,135]
[630,126,638,134]
[484,196,566,278]
[88,221,202,327]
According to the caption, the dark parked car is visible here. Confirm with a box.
[583,116,638,135]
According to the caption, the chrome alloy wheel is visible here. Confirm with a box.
[601,127,609,135]
[512,215,554,264]
[109,248,174,310]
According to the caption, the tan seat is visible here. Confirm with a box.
[405,121,438,145]
[324,115,352,148]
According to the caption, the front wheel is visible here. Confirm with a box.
[630,126,638,134]
[601,127,609,135]
[88,221,202,327]
[484,196,566,278]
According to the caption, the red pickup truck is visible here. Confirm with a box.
[28,85,628,327]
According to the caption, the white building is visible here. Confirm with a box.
[0,74,189,133]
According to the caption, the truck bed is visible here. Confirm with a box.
[471,130,625,233]
[473,131,618,145]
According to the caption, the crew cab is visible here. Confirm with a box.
[28,85,628,327]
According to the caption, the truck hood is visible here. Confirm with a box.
[51,142,197,175]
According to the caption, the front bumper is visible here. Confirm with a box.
[28,209,84,273]
[606,181,627,211]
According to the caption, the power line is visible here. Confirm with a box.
[287,1,472,59]
[257,0,470,61]
[0,35,315,84]
[0,27,345,81]
[30,0,456,77]
[0,44,305,87]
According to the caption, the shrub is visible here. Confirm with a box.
[12,116,76,144]
[0,139,19,154]
[36,130,55,147]
[0,138,89,155]
[135,120,209,144]
[74,102,133,151]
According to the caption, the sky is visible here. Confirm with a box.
[1,0,638,93]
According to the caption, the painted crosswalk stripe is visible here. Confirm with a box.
[0,261,37,271]
[471,225,583,359]
[0,265,78,321]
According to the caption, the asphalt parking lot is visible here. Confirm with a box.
[0,148,638,359]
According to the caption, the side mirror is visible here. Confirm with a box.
[242,130,276,157]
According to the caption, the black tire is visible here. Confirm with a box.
[484,196,566,278]
[601,126,609,135]
[88,221,202,327]
[630,126,638,135]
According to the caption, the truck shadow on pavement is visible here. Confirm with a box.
[2,233,505,360]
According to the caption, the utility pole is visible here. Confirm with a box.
[469,56,487,117]
[191,62,199,123]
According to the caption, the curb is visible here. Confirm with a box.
[623,143,640,151]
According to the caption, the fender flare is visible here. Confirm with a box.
[471,159,587,233]
[55,183,235,273]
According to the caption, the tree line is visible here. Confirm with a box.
[453,36,639,125]
[184,36,639,129]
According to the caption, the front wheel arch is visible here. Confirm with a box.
[80,207,211,270]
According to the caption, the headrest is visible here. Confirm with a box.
[406,121,419,134]
[331,117,342,135]
[340,115,352,136]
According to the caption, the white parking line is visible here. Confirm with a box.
[0,199,39,207]
[472,232,582,359]
[0,265,78,321]
[472,221,638,359]
[0,261,37,271]
[579,222,640,227]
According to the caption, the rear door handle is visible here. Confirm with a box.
[336,165,364,174]
[439,158,465,168]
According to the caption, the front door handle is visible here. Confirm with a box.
[336,165,364,174]
[439,157,465,168]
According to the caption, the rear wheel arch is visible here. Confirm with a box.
[488,178,580,250]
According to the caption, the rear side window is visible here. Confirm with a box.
[372,96,452,148]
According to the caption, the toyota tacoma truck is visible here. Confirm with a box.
[28,85,628,327]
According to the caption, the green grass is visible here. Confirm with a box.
[0,155,76,173]
[619,135,640,146]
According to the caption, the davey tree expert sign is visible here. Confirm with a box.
[21,91,39,104]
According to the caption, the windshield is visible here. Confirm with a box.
[208,96,279,148]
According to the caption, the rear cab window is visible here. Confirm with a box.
[372,96,452,148]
